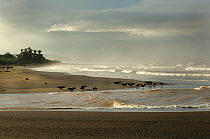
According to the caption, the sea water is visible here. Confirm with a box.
[31,63,210,86]
[1,63,210,112]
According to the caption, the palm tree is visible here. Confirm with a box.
[38,50,42,54]
[23,48,27,52]
[28,47,32,54]
[33,50,37,54]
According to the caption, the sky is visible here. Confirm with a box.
[0,0,210,64]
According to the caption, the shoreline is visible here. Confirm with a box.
[0,66,164,94]
[1,66,209,138]
[0,111,209,138]
[0,108,209,113]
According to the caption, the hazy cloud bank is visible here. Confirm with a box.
[0,0,210,64]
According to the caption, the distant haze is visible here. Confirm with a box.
[0,0,210,64]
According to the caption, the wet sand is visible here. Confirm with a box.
[0,111,209,138]
[0,66,162,94]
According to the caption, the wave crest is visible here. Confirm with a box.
[194,86,210,90]
[112,101,209,109]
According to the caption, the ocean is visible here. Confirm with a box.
[1,63,210,112]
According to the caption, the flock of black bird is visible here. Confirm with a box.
[114,81,164,88]
[56,81,164,92]
[57,85,97,92]
[24,77,97,92]
[0,66,13,72]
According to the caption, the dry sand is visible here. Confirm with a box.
[0,66,161,94]
[0,111,209,138]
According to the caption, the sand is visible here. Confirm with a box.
[1,66,209,138]
[0,66,162,94]
[0,111,209,138]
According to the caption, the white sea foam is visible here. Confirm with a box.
[112,102,209,109]
[133,66,178,70]
[194,86,210,90]
[49,92,64,95]
[122,70,134,73]
[185,67,210,71]
[79,68,116,73]
[109,69,117,72]
[132,66,151,70]
[136,71,210,77]
[94,65,108,68]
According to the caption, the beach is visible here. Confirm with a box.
[0,111,209,138]
[0,66,160,94]
[1,0,209,138]
[0,66,210,138]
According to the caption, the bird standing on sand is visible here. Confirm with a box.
[57,86,65,89]
[136,84,141,87]
[93,87,97,91]
[122,83,128,86]
[141,84,146,88]
[68,87,76,91]
[145,81,152,85]
[128,83,135,86]
[114,81,122,84]
[80,85,87,90]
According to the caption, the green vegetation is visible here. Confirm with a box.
[0,47,60,65]
[0,52,17,64]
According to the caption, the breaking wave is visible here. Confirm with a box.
[185,67,210,71]
[1,103,209,111]
[112,101,209,109]
[79,68,116,73]
[122,70,134,73]
[194,86,210,90]
[136,71,210,77]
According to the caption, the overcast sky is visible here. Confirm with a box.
[0,0,210,64]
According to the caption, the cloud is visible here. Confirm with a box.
[46,22,206,39]
[0,0,210,63]
[45,22,159,37]
[45,0,210,39]
[45,17,208,38]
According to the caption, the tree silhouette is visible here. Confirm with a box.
[0,46,59,65]
[17,47,46,64]
[33,50,37,54]
[38,50,42,54]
